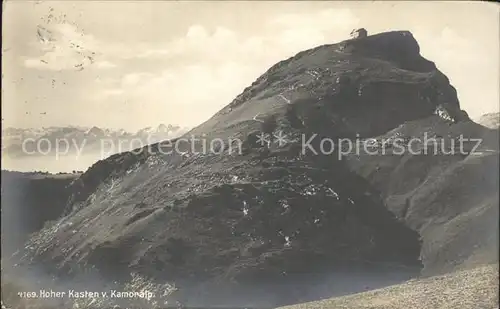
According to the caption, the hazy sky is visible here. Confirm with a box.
[2,1,499,131]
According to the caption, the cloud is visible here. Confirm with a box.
[94,60,259,126]
[24,8,359,72]
[270,8,360,30]
[91,88,124,101]
[151,24,279,66]
[121,73,155,87]
[24,47,94,71]
[270,8,360,51]
[89,8,363,126]
[24,23,97,71]
[151,8,360,65]
[136,49,170,58]
[412,26,498,119]
[127,62,258,100]
[23,23,161,70]
[102,89,124,96]
[22,7,367,127]
[95,60,117,69]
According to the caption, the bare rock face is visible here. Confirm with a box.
[7,31,497,308]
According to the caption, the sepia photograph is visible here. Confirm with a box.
[1,1,499,308]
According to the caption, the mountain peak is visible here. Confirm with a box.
[339,30,434,72]
[157,123,168,132]
[85,126,105,136]
[192,30,466,139]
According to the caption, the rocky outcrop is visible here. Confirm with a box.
[478,112,500,129]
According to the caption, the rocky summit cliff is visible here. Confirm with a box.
[4,31,498,309]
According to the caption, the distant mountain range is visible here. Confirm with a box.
[1,124,189,158]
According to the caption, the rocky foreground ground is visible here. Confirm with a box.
[279,264,498,309]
